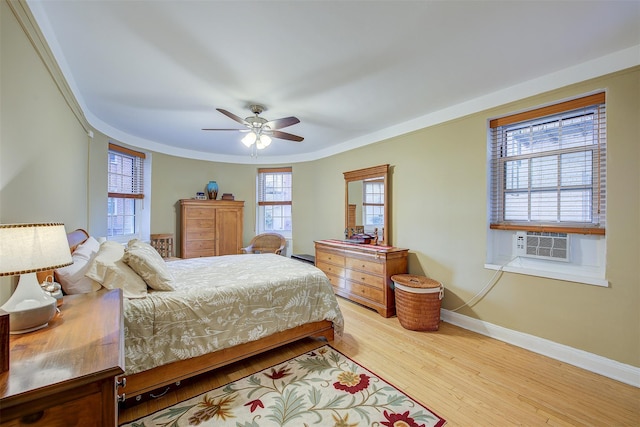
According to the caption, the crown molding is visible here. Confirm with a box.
[7,0,91,135]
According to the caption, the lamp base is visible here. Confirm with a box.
[9,321,51,335]
[1,273,57,334]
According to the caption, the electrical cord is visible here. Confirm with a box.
[449,256,517,312]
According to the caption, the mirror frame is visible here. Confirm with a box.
[344,164,389,246]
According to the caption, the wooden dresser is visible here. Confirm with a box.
[315,240,408,317]
[180,199,244,259]
[0,289,124,427]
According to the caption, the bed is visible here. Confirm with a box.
[55,229,344,402]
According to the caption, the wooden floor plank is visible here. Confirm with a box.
[119,297,640,426]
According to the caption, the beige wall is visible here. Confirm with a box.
[298,68,639,367]
[0,1,90,302]
[2,1,638,367]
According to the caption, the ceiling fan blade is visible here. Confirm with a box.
[264,116,300,129]
[271,130,304,142]
[216,108,249,125]
[202,128,245,131]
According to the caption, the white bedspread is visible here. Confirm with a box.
[123,254,344,375]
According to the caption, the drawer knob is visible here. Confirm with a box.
[117,377,127,388]
[118,393,126,403]
[21,411,44,424]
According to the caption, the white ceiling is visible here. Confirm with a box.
[27,0,640,164]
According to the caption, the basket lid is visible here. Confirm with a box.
[391,274,440,289]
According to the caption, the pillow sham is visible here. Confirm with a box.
[85,240,147,299]
[55,236,102,294]
[123,239,175,291]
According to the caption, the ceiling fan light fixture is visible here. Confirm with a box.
[242,131,257,147]
[260,134,272,148]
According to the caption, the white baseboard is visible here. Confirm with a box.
[440,309,640,388]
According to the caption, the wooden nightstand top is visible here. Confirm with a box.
[0,289,124,406]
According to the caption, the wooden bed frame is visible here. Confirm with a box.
[62,229,335,401]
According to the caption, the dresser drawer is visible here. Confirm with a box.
[185,229,216,241]
[185,218,215,230]
[345,269,385,290]
[316,250,345,266]
[186,240,215,252]
[185,207,215,219]
[345,257,384,275]
[316,261,345,279]
[325,273,345,289]
[345,280,384,303]
[2,389,103,427]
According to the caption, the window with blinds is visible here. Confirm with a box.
[108,143,145,238]
[489,92,606,235]
[363,179,384,227]
[257,167,292,236]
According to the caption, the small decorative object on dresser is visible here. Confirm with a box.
[221,193,235,200]
[315,239,408,317]
[205,180,219,200]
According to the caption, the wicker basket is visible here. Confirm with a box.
[392,274,443,331]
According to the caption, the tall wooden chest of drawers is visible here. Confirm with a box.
[315,240,408,317]
[180,199,244,258]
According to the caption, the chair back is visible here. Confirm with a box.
[243,233,286,255]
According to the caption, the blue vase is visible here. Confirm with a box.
[206,181,219,200]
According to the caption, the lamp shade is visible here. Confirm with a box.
[0,223,72,276]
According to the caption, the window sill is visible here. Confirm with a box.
[484,259,608,287]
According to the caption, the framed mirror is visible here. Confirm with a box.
[344,164,389,246]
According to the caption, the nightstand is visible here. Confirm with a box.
[0,289,124,426]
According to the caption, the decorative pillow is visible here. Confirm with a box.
[85,240,147,299]
[99,262,148,299]
[55,236,102,294]
[123,239,175,291]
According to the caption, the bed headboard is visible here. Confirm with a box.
[67,228,90,253]
[35,228,90,283]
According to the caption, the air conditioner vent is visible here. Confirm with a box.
[516,231,570,262]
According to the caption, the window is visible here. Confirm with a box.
[257,167,292,237]
[363,179,384,227]
[486,93,608,287]
[489,92,606,234]
[107,143,145,241]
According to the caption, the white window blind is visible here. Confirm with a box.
[489,92,606,234]
[108,143,145,238]
[257,167,292,235]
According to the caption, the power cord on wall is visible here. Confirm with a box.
[449,256,517,312]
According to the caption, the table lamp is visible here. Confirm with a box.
[0,223,73,371]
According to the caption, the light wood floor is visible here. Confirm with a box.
[119,297,640,426]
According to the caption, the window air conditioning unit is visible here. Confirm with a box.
[515,231,570,262]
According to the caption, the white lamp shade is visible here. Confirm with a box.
[0,223,72,276]
[242,132,257,147]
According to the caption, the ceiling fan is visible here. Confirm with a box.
[203,104,303,150]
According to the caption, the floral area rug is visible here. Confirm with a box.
[121,345,446,427]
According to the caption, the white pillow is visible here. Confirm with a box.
[85,240,147,299]
[123,239,175,291]
[55,236,102,294]
[73,236,100,260]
